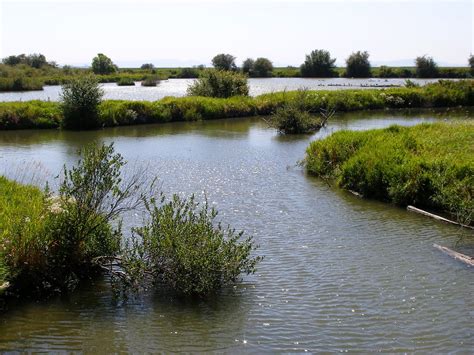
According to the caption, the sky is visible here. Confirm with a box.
[0,0,473,67]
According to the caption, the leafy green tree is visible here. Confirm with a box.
[211,53,237,71]
[253,57,273,77]
[345,51,371,78]
[140,63,154,70]
[91,53,117,75]
[415,55,438,78]
[60,76,104,129]
[300,49,337,77]
[468,55,474,75]
[187,69,249,98]
[242,58,255,75]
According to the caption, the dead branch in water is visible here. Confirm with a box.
[433,244,474,267]
[407,205,474,230]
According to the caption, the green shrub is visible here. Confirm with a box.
[141,76,159,87]
[305,122,474,225]
[416,55,439,78]
[0,77,44,91]
[300,49,337,77]
[127,194,262,296]
[187,69,249,98]
[91,53,117,75]
[211,53,237,71]
[242,58,255,75]
[60,76,104,129]
[469,55,474,75]
[252,58,274,77]
[117,77,135,86]
[345,51,371,78]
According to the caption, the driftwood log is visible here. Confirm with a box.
[407,205,474,230]
[433,244,474,267]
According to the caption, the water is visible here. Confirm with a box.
[0,110,473,352]
[0,78,447,102]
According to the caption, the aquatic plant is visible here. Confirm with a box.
[305,122,474,225]
[120,194,262,296]
[60,75,104,129]
[187,69,249,98]
[116,77,135,86]
[141,75,160,86]
[0,76,44,92]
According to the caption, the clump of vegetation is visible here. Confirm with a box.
[305,122,474,225]
[300,49,337,77]
[242,57,273,77]
[264,90,332,134]
[91,53,118,75]
[469,55,474,75]
[0,143,146,294]
[345,51,371,78]
[404,79,420,88]
[211,53,237,71]
[187,69,249,98]
[0,76,44,91]
[120,194,262,296]
[60,75,104,129]
[141,75,160,87]
[415,55,439,78]
[116,77,135,86]
[140,63,155,70]
[2,53,53,68]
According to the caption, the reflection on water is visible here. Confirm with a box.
[0,109,473,352]
[0,77,449,102]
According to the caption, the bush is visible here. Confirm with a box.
[60,76,104,129]
[468,55,474,75]
[242,58,255,75]
[416,55,439,78]
[141,63,155,70]
[141,76,159,87]
[127,194,262,296]
[211,53,237,71]
[345,51,371,78]
[0,76,44,91]
[117,77,135,86]
[253,58,274,77]
[187,69,249,98]
[91,53,117,75]
[300,49,337,77]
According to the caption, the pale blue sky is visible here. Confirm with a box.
[1,0,472,67]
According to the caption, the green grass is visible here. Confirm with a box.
[0,80,473,130]
[0,177,47,287]
[305,121,474,225]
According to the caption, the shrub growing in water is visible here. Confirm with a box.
[125,194,262,296]
[60,76,104,129]
[300,49,337,77]
[141,76,160,87]
[117,77,135,86]
[345,51,371,78]
[187,69,249,98]
[415,55,438,78]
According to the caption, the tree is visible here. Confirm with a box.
[140,63,154,70]
[28,54,47,68]
[242,58,255,75]
[253,57,273,77]
[300,49,337,77]
[345,51,371,78]
[415,55,438,78]
[211,53,237,71]
[60,76,104,129]
[468,55,474,75]
[91,53,117,75]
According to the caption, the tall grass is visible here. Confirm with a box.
[305,122,474,225]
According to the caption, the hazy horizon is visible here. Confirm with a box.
[1,0,473,68]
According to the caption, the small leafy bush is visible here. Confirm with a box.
[127,194,262,296]
[141,76,159,87]
[60,75,104,129]
[187,69,249,98]
[117,77,135,86]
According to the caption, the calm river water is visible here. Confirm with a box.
[0,109,473,353]
[0,78,447,102]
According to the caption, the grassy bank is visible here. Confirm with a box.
[305,122,474,225]
[0,80,473,130]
